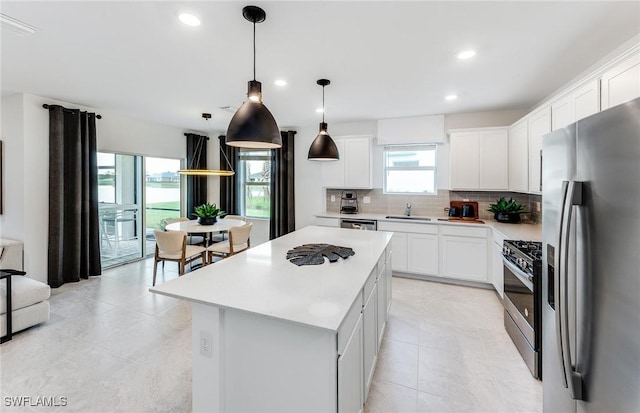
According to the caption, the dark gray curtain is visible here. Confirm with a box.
[48,105,101,288]
[185,133,208,218]
[219,135,239,215]
[269,131,296,239]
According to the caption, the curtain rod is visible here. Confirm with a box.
[42,104,102,119]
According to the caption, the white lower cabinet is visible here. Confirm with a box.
[316,217,340,227]
[389,232,408,272]
[362,284,377,400]
[338,314,363,413]
[407,233,438,275]
[491,230,506,298]
[378,221,437,275]
[439,226,488,282]
[376,262,387,349]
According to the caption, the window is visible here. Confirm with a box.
[383,145,437,194]
[238,149,271,218]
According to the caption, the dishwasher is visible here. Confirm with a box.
[340,218,377,231]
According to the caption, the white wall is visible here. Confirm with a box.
[0,93,203,283]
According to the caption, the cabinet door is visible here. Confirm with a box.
[376,262,386,349]
[479,129,508,190]
[601,53,640,110]
[362,285,377,400]
[407,233,438,275]
[552,94,575,131]
[390,232,408,272]
[439,235,488,282]
[338,315,363,413]
[322,139,346,187]
[527,107,551,194]
[573,79,599,121]
[344,138,372,188]
[492,241,504,298]
[449,131,480,190]
[508,120,529,192]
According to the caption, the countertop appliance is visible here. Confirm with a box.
[340,218,377,231]
[502,239,542,379]
[542,98,639,412]
[340,191,358,214]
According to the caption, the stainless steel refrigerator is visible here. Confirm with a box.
[542,97,640,412]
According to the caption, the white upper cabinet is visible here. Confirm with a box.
[449,127,508,191]
[322,136,372,189]
[601,52,640,110]
[508,119,529,193]
[552,79,600,131]
[527,107,551,194]
[377,115,445,144]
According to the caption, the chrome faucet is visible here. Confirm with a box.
[405,203,412,216]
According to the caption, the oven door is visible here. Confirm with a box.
[503,258,535,345]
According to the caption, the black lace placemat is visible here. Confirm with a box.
[286,244,355,266]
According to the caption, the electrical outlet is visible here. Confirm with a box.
[363,196,371,204]
[536,201,541,212]
[200,331,213,358]
[463,198,469,202]
[330,195,336,202]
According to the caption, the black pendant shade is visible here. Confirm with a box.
[226,6,281,149]
[308,79,339,161]
[308,122,339,160]
[226,81,281,148]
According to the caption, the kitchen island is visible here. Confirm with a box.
[150,225,393,413]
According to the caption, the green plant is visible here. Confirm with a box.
[488,197,526,214]
[192,202,224,219]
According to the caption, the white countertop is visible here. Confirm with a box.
[316,212,541,242]
[150,226,392,332]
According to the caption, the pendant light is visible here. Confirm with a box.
[308,79,339,160]
[179,113,235,176]
[225,6,281,149]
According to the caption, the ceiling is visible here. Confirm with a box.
[2,1,639,133]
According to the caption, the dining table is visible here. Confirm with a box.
[165,218,245,247]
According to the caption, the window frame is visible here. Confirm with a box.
[237,149,272,219]
[382,144,438,195]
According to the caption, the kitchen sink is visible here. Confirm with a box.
[384,216,431,221]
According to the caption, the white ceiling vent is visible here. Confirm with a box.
[0,13,38,36]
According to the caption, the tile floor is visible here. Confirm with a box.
[1,259,541,412]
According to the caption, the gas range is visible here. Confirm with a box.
[502,239,543,379]
[502,240,542,281]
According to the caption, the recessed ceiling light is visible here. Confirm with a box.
[274,79,287,87]
[179,13,201,27]
[316,108,324,113]
[457,50,476,60]
[445,94,458,101]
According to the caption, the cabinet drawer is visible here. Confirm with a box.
[378,221,438,234]
[492,228,506,246]
[315,217,339,227]
[363,270,376,302]
[439,225,487,238]
[338,294,363,356]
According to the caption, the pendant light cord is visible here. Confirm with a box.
[322,85,325,123]
[253,20,256,81]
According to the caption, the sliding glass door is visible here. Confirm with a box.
[97,152,144,268]
[145,156,181,238]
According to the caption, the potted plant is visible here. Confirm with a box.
[193,202,225,225]
[488,197,526,223]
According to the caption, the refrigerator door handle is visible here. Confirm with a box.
[556,180,570,389]
[561,181,584,400]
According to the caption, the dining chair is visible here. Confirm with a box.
[212,215,247,242]
[153,229,207,286]
[207,222,253,262]
[162,217,206,245]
